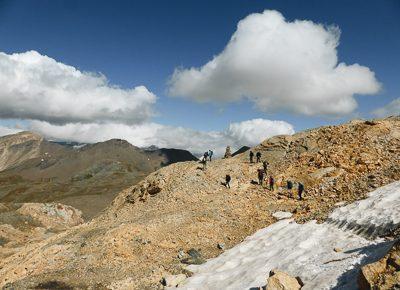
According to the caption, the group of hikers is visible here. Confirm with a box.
[251,150,305,200]
[200,147,305,200]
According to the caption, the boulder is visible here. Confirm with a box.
[358,240,400,290]
[181,248,205,265]
[309,167,336,179]
[358,257,387,290]
[217,243,225,250]
[266,269,302,290]
[272,211,293,220]
[161,274,186,287]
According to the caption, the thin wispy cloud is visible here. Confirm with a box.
[372,98,400,117]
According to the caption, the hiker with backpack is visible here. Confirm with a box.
[225,174,231,189]
[298,182,304,200]
[287,180,293,198]
[269,176,275,191]
[257,169,265,186]
[249,151,254,163]
[256,152,261,163]
[263,161,268,173]
[201,153,208,171]
[208,150,213,161]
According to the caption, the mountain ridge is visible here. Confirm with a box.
[0,132,197,219]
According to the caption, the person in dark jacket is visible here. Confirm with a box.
[256,152,261,163]
[257,169,265,186]
[249,151,254,163]
[263,161,268,174]
[287,180,293,198]
[225,174,231,189]
[201,157,207,171]
[298,182,304,200]
[208,150,213,161]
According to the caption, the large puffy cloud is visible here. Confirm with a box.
[372,98,400,117]
[0,51,156,124]
[29,118,294,156]
[169,10,381,116]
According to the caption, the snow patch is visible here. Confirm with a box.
[328,181,400,238]
[179,181,400,290]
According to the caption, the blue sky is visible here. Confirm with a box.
[0,0,399,153]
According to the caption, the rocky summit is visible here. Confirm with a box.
[0,117,399,289]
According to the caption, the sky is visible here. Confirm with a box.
[0,0,399,155]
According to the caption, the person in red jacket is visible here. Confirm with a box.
[269,176,274,191]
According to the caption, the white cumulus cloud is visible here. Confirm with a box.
[29,118,294,156]
[169,10,381,116]
[372,98,400,117]
[0,51,156,124]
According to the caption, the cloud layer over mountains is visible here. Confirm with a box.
[29,119,294,155]
[0,51,293,155]
[169,10,380,116]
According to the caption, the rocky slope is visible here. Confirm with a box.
[0,202,84,261]
[0,117,399,289]
[359,239,400,289]
[0,133,197,219]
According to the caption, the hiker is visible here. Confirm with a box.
[287,180,293,197]
[256,152,261,163]
[269,176,275,191]
[208,150,213,161]
[203,151,209,161]
[287,180,293,190]
[249,151,254,163]
[201,155,207,171]
[263,161,268,173]
[298,182,304,200]
[225,174,231,189]
[257,169,265,186]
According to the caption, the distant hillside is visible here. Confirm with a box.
[0,133,197,219]
[0,131,68,171]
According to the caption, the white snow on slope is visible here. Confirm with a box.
[328,181,400,238]
[179,181,400,290]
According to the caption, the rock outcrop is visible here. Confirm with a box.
[358,239,400,290]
